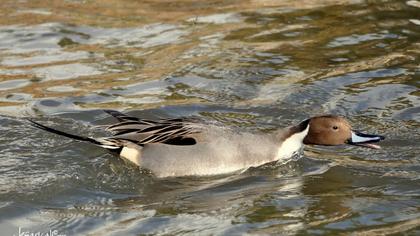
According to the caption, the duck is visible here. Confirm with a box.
[29,110,385,178]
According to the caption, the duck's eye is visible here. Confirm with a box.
[332,126,339,130]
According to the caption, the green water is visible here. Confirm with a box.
[0,0,419,235]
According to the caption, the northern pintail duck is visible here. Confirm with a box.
[30,110,385,177]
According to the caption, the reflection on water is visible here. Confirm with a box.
[0,0,419,235]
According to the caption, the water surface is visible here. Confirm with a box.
[0,0,419,235]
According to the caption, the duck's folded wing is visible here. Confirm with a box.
[106,116,202,146]
[104,109,159,123]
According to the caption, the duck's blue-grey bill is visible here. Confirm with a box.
[348,131,385,149]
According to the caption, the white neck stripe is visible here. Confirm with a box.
[276,124,309,160]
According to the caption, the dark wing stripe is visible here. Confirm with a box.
[138,126,190,144]
[138,124,177,134]
[112,125,148,133]
[103,111,203,146]
[113,129,144,136]
[103,110,140,122]
[107,120,162,132]
[107,121,144,130]
[147,125,183,134]
[139,134,164,144]
[172,129,192,136]
[149,134,173,143]
[139,119,161,125]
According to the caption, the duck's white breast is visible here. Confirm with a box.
[276,125,309,160]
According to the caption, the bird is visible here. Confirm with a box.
[29,110,385,178]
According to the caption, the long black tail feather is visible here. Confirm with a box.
[28,119,103,145]
[29,119,125,152]
[29,119,126,154]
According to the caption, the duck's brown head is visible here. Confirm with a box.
[301,115,385,149]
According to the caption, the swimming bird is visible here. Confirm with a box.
[29,110,385,177]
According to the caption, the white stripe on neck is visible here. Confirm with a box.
[276,124,310,160]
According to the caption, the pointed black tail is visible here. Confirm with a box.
[28,120,123,153]
[28,119,102,144]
